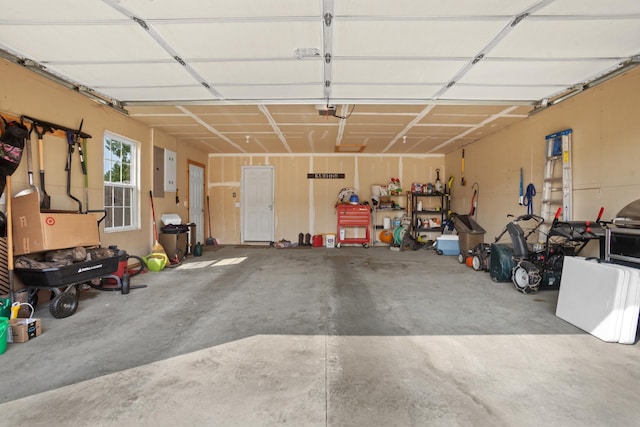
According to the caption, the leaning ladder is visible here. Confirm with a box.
[539,129,573,240]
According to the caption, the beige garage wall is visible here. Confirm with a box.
[0,59,207,257]
[208,154,444,244]
[444,67,640,247]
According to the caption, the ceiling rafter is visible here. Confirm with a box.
[177,106,246,153]
[382,105,437,153]
[429,106,521,153]
[258,105,292,153]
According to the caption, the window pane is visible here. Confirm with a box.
[114,207,124,227]
[104,133,137,232]
[114,187,124,207]
[122,162,130,184]
[104,186,112,207]
[122,143,131,163]
[124,207,131,226]
[105,207,114,228]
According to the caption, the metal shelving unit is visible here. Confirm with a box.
[409,192,448,239]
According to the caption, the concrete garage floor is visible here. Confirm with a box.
[0,246,639,426]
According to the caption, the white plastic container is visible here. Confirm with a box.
[325,233,336,248]
[383,217,391,229]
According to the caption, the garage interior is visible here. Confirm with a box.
[1,1,640,425]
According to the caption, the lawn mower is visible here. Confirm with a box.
[493,208,605,294]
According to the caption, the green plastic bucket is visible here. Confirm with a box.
[0,298,10,319]
[0,317,9,355]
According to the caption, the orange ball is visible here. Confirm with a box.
[379,230,393,244]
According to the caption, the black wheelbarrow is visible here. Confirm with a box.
[15,254,121,318]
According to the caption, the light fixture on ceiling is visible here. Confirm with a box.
[402,136,407,144]
[245,135,250,144]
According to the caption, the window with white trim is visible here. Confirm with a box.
[103,132,138,231]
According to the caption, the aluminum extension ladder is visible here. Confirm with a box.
[539,129,572,240]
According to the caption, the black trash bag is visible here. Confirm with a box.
[0,116,27,176]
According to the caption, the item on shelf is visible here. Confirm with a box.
[383,217,391,229]
[388,178,402,195]
[379,230,393,244]
[435,169,443,193]
[337,187,359,205]
[408,191,448,239]
[411,182,423,193]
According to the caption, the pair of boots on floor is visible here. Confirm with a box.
[298,233,312,246]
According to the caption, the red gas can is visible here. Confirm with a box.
[312,235,323,247]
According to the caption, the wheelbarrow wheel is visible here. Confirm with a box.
[49,291,78,318]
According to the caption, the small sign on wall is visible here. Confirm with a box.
[307,173,345,179]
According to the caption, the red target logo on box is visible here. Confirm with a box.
[45,217,56,226]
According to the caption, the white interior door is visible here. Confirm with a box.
[242,166,274,242]
[189,163,205,244]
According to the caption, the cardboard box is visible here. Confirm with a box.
[11,192,100,255]
[10,318,42,343]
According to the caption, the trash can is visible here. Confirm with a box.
[159,224,189,262]
[452,214,486,258]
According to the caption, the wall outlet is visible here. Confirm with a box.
[235,202,240,208]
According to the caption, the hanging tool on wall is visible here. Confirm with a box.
[65,119,83,213]
[34,122,53,209]
[80,137,89,211]
[15,122,39,201]
[461,149,466,186]
[518,168,524,205]
[470,182,479,217]
[523,183,536,215]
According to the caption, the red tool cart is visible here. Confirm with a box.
[336,204,371,248]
